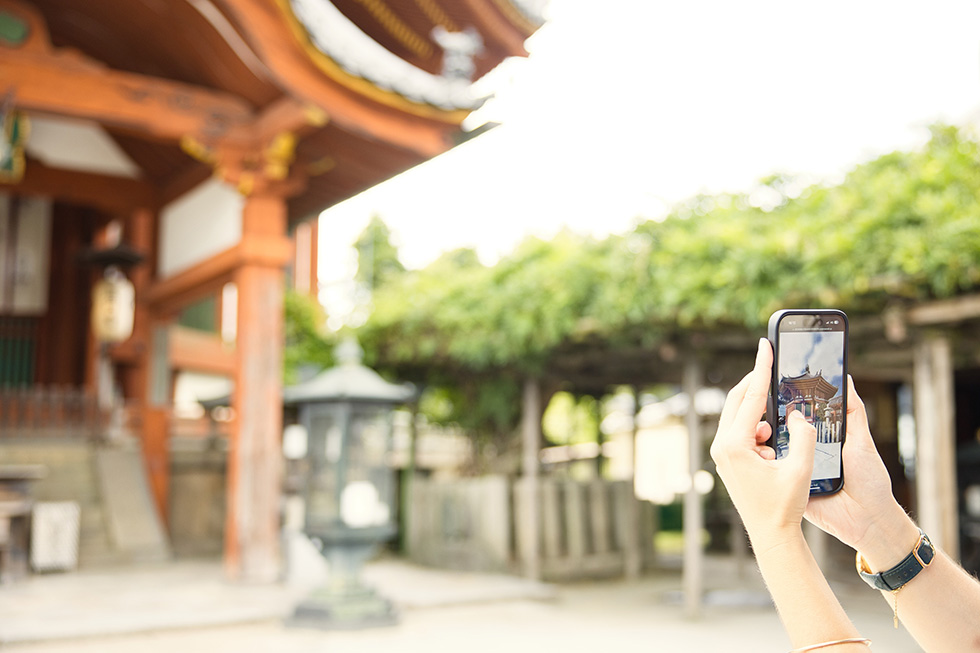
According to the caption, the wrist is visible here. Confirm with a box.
[852,505,920,572]
[748,523,806,557]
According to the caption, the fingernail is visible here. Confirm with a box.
[757,338,767,356]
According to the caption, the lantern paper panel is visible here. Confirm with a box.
[304,410,343,530]
[302,404,395,533]
[341,407,394,528]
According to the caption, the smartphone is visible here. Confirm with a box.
[767,309,848,495]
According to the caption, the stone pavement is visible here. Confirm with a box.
[0,555,923,652]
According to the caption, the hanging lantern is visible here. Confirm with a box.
[91,266,135,343]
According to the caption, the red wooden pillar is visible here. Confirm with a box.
[308,219,318,295]
[127,207,170,526]
[291,218,318,295]
[83,221,113,397]
[226,192,290,581]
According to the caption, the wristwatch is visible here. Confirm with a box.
[856,529,935,591]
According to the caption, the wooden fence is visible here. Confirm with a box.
[405,475,657,581]
[0,386,105,439]
[406,475,512,573]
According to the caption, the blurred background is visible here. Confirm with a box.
[1,0,979,650]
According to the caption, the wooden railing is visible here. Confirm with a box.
[0,316,39,386]
[0,386,106,439]
[514,478,655,580]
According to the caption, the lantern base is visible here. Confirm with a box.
[287,528,398,629]
[288,583,398,630]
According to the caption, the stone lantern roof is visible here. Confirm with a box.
[283,339,416,405]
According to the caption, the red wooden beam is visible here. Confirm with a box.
[3,49,255,145]
[1,159,157,213]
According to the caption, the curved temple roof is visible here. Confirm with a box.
[289,0,487,110]
[5,0,544,220]
[512,0,547,24]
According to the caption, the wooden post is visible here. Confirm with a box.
[226,192,288,581]
[593,397,604,478]
[623,385,642,580]
[682,354,703,618]
[290,218,318,295]
[520,377,542,580]
[564,480,587,562]
[128,208,170,525]
[540,479,561,559]
[912,334,959,559]
[83,220,114,397]
[399,403,419,553]
[589,479,611,554]
[145,323,171,528]
[307,219,318,296]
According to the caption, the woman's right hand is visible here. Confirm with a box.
[803,377,919,568]
[710,339,817,551]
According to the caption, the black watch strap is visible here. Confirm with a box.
[856,529,935,591]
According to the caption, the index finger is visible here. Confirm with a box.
[730,338,773,436]
[718,372,751,433]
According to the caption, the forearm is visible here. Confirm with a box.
[753,530,867,651]
[857,511,980,652]
[880,552,980,652]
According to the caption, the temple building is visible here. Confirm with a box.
[0,0,542,580]
[776,366,843,454]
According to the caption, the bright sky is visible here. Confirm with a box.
[318,0,980,319]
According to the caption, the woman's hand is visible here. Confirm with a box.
[803,377,919,568]
[710,338,818,551]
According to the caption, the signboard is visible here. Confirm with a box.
[31,502,81,573]
[0,194,51,315]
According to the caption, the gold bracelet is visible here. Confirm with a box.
[789,637,872,652]
[891,585,904,628]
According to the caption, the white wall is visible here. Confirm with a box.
[159,179,243,278]
[26,116,141,178]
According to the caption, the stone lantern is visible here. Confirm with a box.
[285,338,415,629]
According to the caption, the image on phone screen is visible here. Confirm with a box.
[775,322,845,484]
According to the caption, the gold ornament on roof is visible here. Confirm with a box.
[0,92,28,183]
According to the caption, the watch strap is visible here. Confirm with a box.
[856,529,935,592]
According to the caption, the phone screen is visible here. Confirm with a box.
[774,313,846,492]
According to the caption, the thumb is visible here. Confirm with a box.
[785,410,817,476]
[844,375,874,449]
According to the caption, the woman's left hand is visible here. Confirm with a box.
[710,338,818,550]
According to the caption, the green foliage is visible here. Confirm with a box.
[412,372,523,451]
[363,230,618,372]
[284,290,335,384]
[354,214,405,291]
[692,124,980,321]
[542,392,600,446]
[358,124,980,438]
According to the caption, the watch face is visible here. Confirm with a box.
[916,537,936,567]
